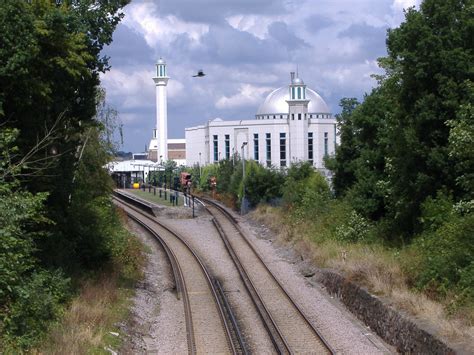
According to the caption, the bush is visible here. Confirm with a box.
[238,161,284,207]
[335,210,373,243]
[410,209,474,301]
[282,162,328,206]
[2,270,70,350]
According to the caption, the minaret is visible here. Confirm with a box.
[286,71,310,163]
[153,58,169,162]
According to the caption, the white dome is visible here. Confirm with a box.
[257,86,330,115]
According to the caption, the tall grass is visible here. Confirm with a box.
[250,205,474,347]
[33,211,144,354]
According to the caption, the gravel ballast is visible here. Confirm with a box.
[120,198,394,353]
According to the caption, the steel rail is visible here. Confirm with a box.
[201,197,335,354]
[113,197,197,354]
[113,194,241,355]
[212,217,291,354]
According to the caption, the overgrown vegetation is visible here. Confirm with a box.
[192,0,473,343]
[0,0,133,351]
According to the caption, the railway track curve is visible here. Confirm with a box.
[113,193,245,354]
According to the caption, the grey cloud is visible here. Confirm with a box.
[338,23,388,60]
[268,21,309,51]
[193,22,288,64]
[304,14,334,32]
[155,0,287,24]
[103,25,154,67]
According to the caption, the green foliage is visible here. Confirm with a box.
[282,162,330,208]
[3,270,70,350]
[335,211,373,243]
[410,209,474,302]
[328,0,473,239]
[447,84,474,199]
[0,1,130,349]
[198,164,219,191]
[241,160,284,207]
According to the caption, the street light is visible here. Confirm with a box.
[241,141,248,215]
[199,152,202,179]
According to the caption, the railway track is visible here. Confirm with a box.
[112,193,245,355]
[201,197,335,355]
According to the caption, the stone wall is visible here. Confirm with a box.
[317,270,458,354]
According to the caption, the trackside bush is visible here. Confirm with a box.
[335,210,373,243]
[409,199,474,302]
[3,270,70,350]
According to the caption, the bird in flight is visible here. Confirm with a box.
[193,69,206,77]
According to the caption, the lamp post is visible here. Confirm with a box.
[199,152,202,179]
[241,141,248,215]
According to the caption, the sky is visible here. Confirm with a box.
[101,0,421,153]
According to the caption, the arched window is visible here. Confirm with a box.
[297,87,301,99]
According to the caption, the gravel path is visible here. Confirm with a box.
[121,219,187,354]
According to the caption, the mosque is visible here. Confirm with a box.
[147,58,338,175]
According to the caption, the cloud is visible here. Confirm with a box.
[215,84,273,109]
[155,0,287,24]
[304,14,334,33]
[197,22,287,64]
[338,23,388,60]
[100,0,416,151]
[122,2,209,48]
[268,21,309,51]
[391,0,420,11]
[103,25,154,67]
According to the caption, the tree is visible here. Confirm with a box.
[330,0,473,238]
[325,98,360,196]
[383,0,473,236]
[447,84,474,199]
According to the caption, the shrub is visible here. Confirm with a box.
[410,210,474,301]
[2,270,70,350]
[335,210,373,243]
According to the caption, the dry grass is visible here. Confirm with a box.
[33,272,134,355]
[250,205,474,351]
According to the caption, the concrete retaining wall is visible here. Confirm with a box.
[317,270,457,354]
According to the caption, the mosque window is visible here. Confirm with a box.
[308,132,313,164]
[266,133,271,167]
[310,114,312,119]
[291,87,295,100]
[297,87,301,99]
[280,133,286,167]
[291,114,294,120]
[225,135,230,160]
[254,134,259,161]
[273,115,276,119]
[280,115,283,119]
[303,87,306,99]
[213,135,218,162]
[324,132,328,156]
[298,113,301,120]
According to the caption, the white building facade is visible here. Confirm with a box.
[186,72,338,173]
